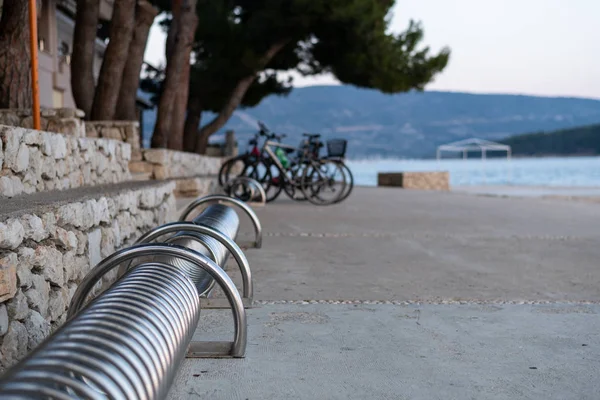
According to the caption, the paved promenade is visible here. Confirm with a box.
[170,187,600,399]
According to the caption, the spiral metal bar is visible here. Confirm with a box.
[127,221,252,301]
[0,199,255,399]
[0,262,200,399]
[179,195,263,248]
[66,244,247,358]
[162,234,218,297]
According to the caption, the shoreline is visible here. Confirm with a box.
[352,184,600,201]
[452,185,600,198]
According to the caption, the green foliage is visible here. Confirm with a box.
[196,0,448,105]
[502,124,600,156]
[143,0,450,131]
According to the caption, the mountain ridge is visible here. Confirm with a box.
[502,123,600,157]
[141,85,600,158]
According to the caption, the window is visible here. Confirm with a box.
[52,89,64,108]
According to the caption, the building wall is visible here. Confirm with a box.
[36,0,108,111]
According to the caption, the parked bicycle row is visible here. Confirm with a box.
[218,122,354,205]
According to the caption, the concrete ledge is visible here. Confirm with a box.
[0,180,176,370]
[173,175,220,197]
[378,171,449,190]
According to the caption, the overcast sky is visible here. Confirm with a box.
[144,0,600,99]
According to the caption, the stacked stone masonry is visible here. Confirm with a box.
[0,109,86,138]
[0,125,131,198]
[129,149,224,180]
[85,121,141,160]
[0,181,177,370]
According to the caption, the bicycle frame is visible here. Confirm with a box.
[262,139,334,190]
[262,140,299,185]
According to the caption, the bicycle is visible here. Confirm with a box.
[299,133,354,204]
[218,126,283,202]
[219,123,348,205]
[260,128,347,205]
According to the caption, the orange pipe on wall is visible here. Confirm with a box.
[28,0,41,130]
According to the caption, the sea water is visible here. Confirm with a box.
[346,156,600,187]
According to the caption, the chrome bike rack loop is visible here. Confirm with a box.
[68,243,247,358]
[163,234,218,298]
[179,194,263,249]
[116,233,219,284]
[122,222,253,307]
[226,176,266,206]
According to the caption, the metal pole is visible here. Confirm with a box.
[507,148,512,184]
[28,0,41,130]
[482,148,487,184]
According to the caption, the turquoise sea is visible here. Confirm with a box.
[346,156,600,188]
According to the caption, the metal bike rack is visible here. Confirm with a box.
[0,245,246,399]
[179,194,263,249]
[226,176,267,206]
[0,197,259,399]
[68,244,247,359]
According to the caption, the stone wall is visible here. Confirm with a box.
[85,121,141,161]
[0,181,177,370]
[129,149,223,180]
[0,125,131,198]
[0,109,86,138]
[378,171,450,191]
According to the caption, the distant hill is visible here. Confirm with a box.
[501,123,600,156]
[140,86,600,158]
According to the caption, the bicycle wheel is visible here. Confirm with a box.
[258,159,284,202]
[218,155,248,188]
[334,161,354,203]
[300,160,347,205]
[220,155,282,202]
[283,163,308,201]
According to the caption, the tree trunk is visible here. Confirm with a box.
[115,0,158,121]
[195,75,255,152]
[168,12,198,151]
[0,1,31,109]
[90,0,136,121]
[195,39,289,153]
[195,130,211,154]
[165,0,181,60]
[71,0,99,118]
[151,0,197,149]
[183,95,202,152]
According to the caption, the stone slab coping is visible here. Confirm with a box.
[0,180,171,221]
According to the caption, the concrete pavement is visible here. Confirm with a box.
[172,187,600,399]
[169,304,600,400]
